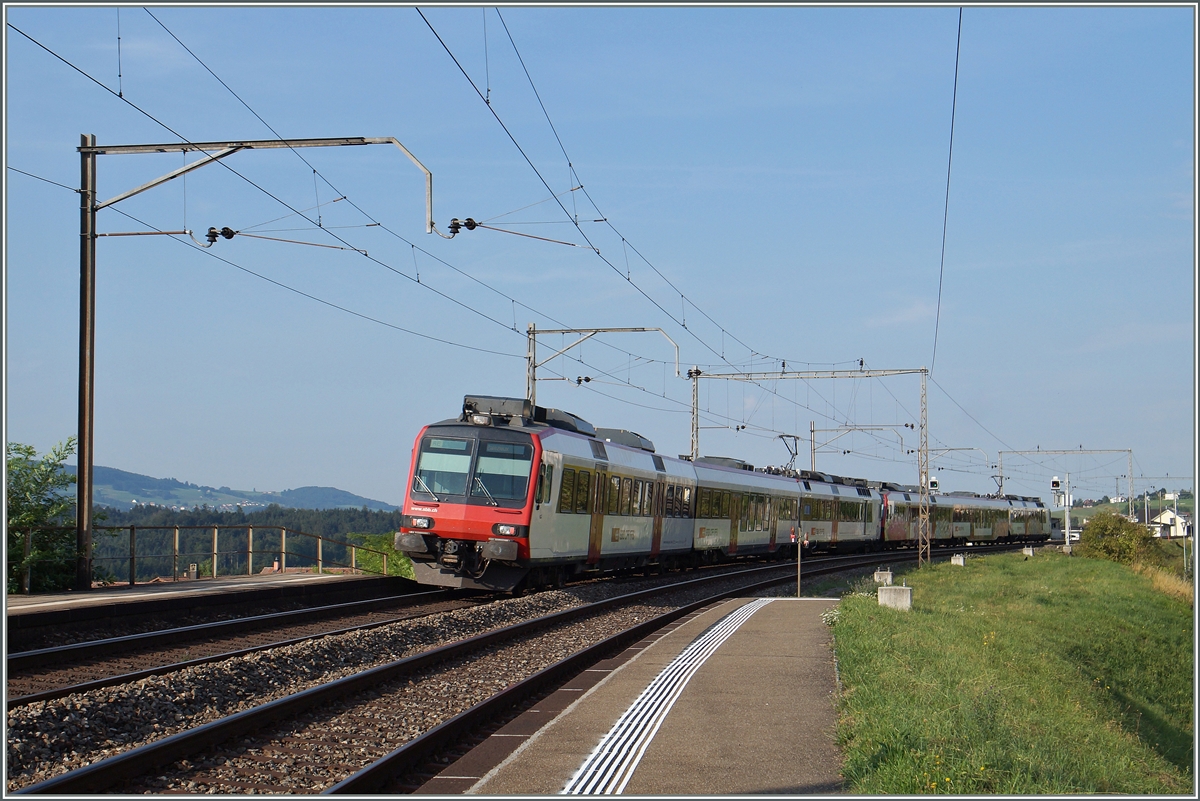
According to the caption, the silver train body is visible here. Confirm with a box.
[396,396,1050,592]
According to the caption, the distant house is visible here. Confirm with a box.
[1149,509,1192,539]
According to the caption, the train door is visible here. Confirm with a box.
[650,479,664,556]
[767,495,778,552]
[587,469,606,564]
[729,494,742,555]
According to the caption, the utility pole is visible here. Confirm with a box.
[73,135,434,591]
[76,135,97,591]
[689,366,931,565]
[523,325,680,409]
[1064,472,1071,544]
[690,367,701,460]
[810,421,816,472]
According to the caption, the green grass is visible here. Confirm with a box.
[347,532,414,580]
[832,552,1194,794]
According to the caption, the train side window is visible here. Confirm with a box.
[575,470,591,514]
[866,503,874,523]
[608,475,621,515]
[558,469,576,514]
[741,494,751,529]
[698,488,711,518]
[544,465,555,504]
[645,482,656,517]
[682,486,693,518]
[721,491,731,518]
[632,479,644,515]
[666,484,676,518]
[621,477,633,516]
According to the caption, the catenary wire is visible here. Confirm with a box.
[421,8,859,429]
[138,12,702,385]
[930,7,963,377]
[105,206,521,358]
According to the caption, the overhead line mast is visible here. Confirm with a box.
[74,134,434,591]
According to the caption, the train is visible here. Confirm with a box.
[394,395,1050,592]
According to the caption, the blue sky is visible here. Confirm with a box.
[4,5,1195,507]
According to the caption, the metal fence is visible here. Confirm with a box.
[11,525,391,594]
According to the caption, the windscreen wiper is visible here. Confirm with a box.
[473,476,499,506]
[413,474,440,502]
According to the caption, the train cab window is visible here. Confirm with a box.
[472,441,535,501]
[621,477,633,516]
[607,475,621,515]
[558,468,576,513]
[414,436,473,497]
[575,470,591,514]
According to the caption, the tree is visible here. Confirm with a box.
[1076,510,1154,566]
[6,438,78,593]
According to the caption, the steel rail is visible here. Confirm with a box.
[6,596,475,710]
[329,546,1028,793]
[14,545,1026,794]
[7,589,448,671]
[12,561,801,795]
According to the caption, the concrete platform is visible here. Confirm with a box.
[431,596,844,795]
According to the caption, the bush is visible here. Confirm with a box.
[7,439,78,593]
[1077,511,1154,566]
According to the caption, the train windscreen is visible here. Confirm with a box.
[414,436,473,497]
[471,440,535,501]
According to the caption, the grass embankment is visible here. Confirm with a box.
[832,552,1193,794]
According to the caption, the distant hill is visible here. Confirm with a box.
[63,465,399,512]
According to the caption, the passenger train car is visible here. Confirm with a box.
[395,395,1050,592]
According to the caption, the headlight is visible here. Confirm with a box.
[491,523,528,537]
[470,413,492,426]
[408,516,434,530]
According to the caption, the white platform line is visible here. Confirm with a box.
[560,598,774,795]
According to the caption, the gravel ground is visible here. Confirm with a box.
[128,603,670,793]
[6,564,788,792]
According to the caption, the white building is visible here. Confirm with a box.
[1149,509,1192,539]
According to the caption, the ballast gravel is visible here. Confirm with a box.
[6,566,783,792]
[130,603,666,794]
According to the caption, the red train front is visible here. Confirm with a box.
[394,396,544,592]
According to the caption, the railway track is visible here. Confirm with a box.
[11,548,974,795]
[4,551,889,709]
[5,590,476,708]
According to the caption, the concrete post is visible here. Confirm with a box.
[878,585,912,610]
